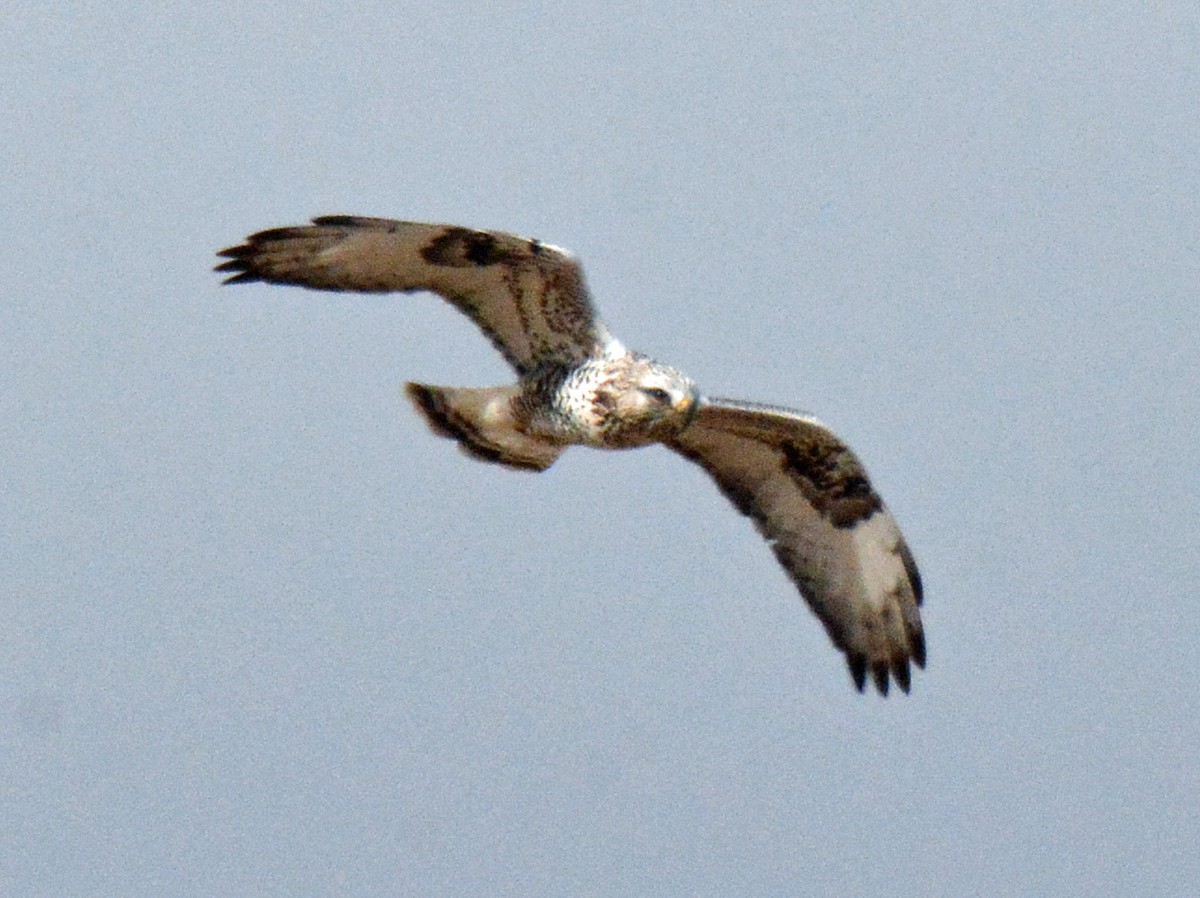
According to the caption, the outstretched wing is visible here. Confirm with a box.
[666,398,925,695]
[216,216,613,373]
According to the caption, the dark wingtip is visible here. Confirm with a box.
[214,219,358,285]
[911,630,927,670]
[849,649,925,695]
[849,656,868,692]
[900,541,924,606]
[213,257,258,285]
[892,659,912,694]
[219,271,260,285]
[214,243,257,284]
[871,662,890,696]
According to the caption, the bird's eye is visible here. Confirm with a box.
[642,387,671,404]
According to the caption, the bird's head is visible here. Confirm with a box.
[599,357,699,445]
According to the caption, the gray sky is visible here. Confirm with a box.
[4,3,1198,895]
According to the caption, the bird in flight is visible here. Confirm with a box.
[216,217,925,694]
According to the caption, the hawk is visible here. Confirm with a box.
[216,217,925,694]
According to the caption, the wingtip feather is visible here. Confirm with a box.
[892,659,912,694]
[900,541,924,606]
[218,270,259,285]
[214,246,258,284]
[849,652,922,696]
[871,662,891,696]
[911,630,927,670]
[849,656,868,692]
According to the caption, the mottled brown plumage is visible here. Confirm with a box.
[217,217,925,694]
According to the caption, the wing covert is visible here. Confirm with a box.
[666,397,925,694]
[216,216,613,373]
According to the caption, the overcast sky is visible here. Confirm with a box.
[4,3,1198,896]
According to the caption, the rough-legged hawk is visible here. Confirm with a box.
[216,217,925,694]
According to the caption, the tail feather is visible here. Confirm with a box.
[404,383,563,472]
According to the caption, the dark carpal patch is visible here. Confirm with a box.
[421,228,513,268]
[781,438,881,528]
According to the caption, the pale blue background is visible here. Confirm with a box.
[4,3,1198,895]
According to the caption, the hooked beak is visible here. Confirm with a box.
[677,390,701,427]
